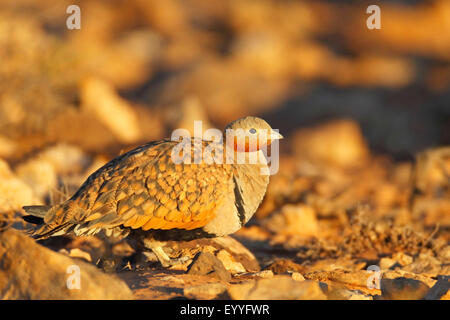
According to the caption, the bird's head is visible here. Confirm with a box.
[224,116,283,152]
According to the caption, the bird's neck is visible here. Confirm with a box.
[233,155,270,223]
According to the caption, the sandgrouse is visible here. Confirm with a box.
[23,116,282,267]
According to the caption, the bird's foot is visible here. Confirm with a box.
[142,239,190,268]
[158,255,190,268]
[97,256,123,273]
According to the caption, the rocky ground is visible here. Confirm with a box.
[0,0,449,300]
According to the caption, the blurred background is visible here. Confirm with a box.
[0,0,449,292]
[0,0,449,161]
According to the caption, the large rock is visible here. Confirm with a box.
[0,228,133,299]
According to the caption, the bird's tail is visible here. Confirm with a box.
[22,205,53,239]
[22,205,51,224]
[23,205,75,239]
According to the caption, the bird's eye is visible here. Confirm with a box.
[249,128,257,134]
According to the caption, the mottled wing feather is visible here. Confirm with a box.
[53,139,233,234]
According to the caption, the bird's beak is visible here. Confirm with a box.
[269,130,283,140]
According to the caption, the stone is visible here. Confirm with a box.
[379,257,397,270]
[0,160,36,212]
[68,248,92,262]
[173,96,213,137]
[183,283,228,298]
[262,204,318,236]
[438,245,450,260]
[400,252,443,276]
[15,144,86,200]
[80,77,141,144]
[392,252,413,267]
[380,277,429,300]
[410,147,450,225]
[187,252,231,282]
[424,275,450,300]
[327,288,373,300]
[266,259,305,274]
[292,119,369,169]
[240,270,274,279]
[216,249,246,274]
[304,270,373,288]
[32,144,88,175]
[254,270,274,278]
[291,272,305,281]
[382,270,436,288]
[0,228,133,299]
[15,159,58,201]
[169,236,260,273]
[0,135,17,158]
[227,276,327,300]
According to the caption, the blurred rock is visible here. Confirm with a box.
[0,228,133,299]
[380,277,429,300]
[15,144,89,201]
[156,59,290,125]
[304,270,372,289]
[327,288,373,300]
[33,144,88,174]
[410,147,450,226]
[67,248,92,263]
[438,245,450,261]
[345,0,450,61]
[216,249,246,274]
[15,159,56,200]
[253,270,274,279]
[0,135,17,159]
[292,119,369,169]
[80,77,141,144]
[382,270,436,288]
[262,204,318,236]
[424,275,450,300]
[392,252,413,267]
[46,108,118,152]
[411,147,450,194]
[330,55,413,88]
[266,259,305,275]
[400,251,444,276]
[227,276,326,300]
[187,252,231,282]
[291,272,305,281]
[170,96,213,138]
[379,257,397,270]
[183,283,228,299]
[0,159,36,212]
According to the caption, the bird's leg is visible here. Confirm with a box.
[142,239,189,268]
[98,239,121,272]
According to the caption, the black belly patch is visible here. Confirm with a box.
[131,227,217,241]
